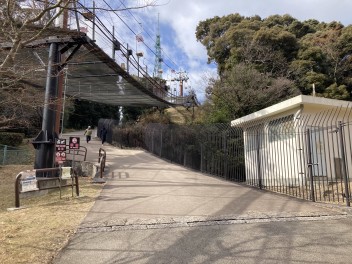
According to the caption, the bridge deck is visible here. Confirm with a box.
[1,33,192,107]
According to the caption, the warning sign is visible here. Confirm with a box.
[56,138,67,164]
[69,137,80,150]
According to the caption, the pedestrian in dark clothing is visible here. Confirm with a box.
[100,126,107,145]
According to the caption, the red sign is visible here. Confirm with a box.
[56,138,67,164]
[55,151,66,164]
[69,137,80,150]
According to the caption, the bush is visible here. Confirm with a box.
[0,132,25,146]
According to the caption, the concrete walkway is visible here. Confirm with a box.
[53,132,352,264]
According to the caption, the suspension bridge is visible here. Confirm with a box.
[0,3,198,170]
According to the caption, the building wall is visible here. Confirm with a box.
[241,103,352,187]
[243,108,302,187]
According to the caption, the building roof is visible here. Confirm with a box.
[231,95,352,126]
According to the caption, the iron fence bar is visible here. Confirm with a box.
[274,127,281,193]
[256,130,262,189]
[333,124,342,204]
[325,124,335,202]
[346,114,352,204]
[280,127,288,194]
[312,128,322,201]
[288,127,296,196]
[248,130,253,186]
[263,121,270,188]
[338,121,350,207]
[321,127,331,202]
[297,130,305,199]
[306,128,316,202]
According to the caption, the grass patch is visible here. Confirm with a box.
[0,165,104,264]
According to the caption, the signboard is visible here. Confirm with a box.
[56,151,66,164]
[56,138,67,164]
[69,137,80,150]
[21,171,38,192]
[61,167,72,180]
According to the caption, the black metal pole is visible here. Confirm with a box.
[33,42,60,174]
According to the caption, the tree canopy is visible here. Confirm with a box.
[196,13,352,122]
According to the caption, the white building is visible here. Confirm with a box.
[231,95,352,188]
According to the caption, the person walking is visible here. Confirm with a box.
[100,126,107,145]
[84,126,93,143]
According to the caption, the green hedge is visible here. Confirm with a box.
[0,132,25,146]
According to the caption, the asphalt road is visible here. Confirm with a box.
[52,134,352,264]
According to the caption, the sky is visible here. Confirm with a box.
[86,0,352,103]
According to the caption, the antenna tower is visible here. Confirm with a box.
[153,13,163,78]
[171,71,189,96]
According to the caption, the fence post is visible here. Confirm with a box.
[338,121,350,207]
[15,172,22,208]
[306,128,315,202]
[2,145,7,165]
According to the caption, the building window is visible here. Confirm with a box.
[268,115,294,142]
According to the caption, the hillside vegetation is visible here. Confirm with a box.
[196,14,352,122]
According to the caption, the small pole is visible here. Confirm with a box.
[75,174,80,196]
[15,173,22,208]
[72,150,76,180]
[71,168,74,197]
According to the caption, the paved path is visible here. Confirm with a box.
[53,133,352,264]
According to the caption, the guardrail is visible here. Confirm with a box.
[66,145,87,161]
[15,167,79,208]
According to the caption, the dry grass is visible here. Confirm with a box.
[0,165,104,264]
[166,106,200,124]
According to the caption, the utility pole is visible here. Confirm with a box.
[171,71,189,96]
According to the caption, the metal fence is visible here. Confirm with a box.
[107,122,246,181]
[0,144,33,165]
[103,107,352,206]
